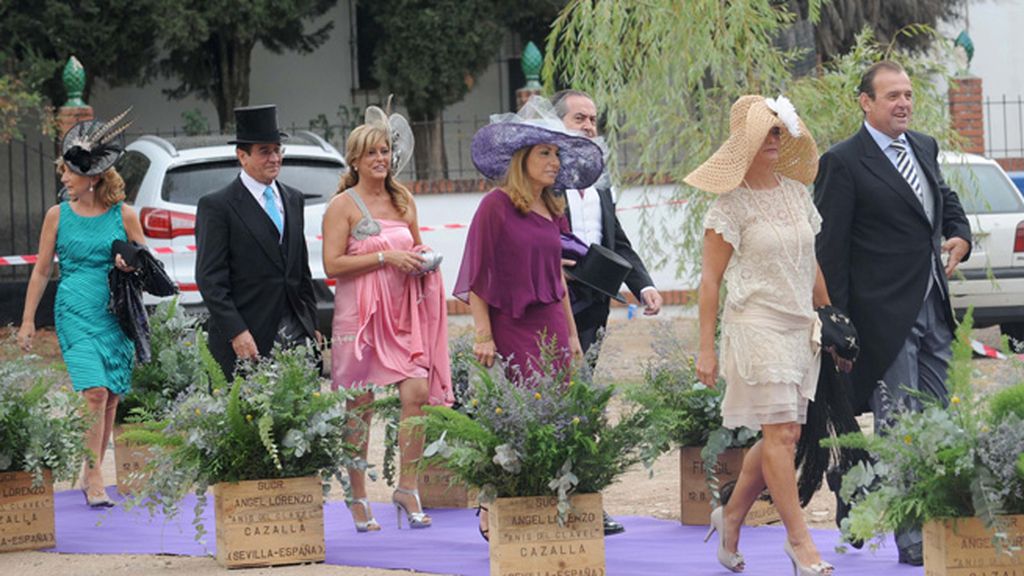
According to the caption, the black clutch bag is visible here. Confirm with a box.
[817,305,859,361]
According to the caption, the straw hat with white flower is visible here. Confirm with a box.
[684,95,818,194]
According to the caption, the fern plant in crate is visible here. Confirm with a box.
[0,337,88,552]
[122,336,362,555]
[0,339,89,485]
[832,311,1024,570]
[116,298,203,424]
[626,324,757,515]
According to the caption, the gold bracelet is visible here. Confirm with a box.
[474,332,493,344]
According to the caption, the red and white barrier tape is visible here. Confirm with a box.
[970,338,1024,361]
[0,197,688,266]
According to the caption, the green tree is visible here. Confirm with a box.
[788,0,967,63]
[546,0,821,271]
[0,0,163,124]
[370,0,504,180]
[546,0,959,273]
[157,0,337,131]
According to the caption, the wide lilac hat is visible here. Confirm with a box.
[471,96,605,190]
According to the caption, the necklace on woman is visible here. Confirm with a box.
[744,175,806,272]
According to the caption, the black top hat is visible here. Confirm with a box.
[564,243,632,304]
[229,105,289,144]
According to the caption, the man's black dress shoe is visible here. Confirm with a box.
[602,511,625,536]
[897,542,924,566]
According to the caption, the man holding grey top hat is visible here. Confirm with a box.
[551,89,663,537]
[195,104,319,378]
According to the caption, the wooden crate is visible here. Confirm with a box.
[113,424,154,495]
[419,464,479,508]
[923,515,1024,576]
[679,446,779,526]
[212,476,325,569]
[0,470,55,553]
[489,493,605,576]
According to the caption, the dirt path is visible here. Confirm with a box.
[1,315,1019,575]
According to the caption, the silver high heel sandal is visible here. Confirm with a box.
[703,506,745,573]
[346,498,381,533]
[392,487,431,529]
[784,540,834,576]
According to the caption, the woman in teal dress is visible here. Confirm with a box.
[17,112,144,507]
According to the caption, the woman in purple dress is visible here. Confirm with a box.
[454,97,604,382]
[454,97,604,541]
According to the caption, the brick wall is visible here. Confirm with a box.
[996,158,1024,172]
[949,76,984,155]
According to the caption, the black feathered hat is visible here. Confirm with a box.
[61,107,133,176]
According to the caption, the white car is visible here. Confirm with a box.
[941,152,1024,349]
[118,132,346,332]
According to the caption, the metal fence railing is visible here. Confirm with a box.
[0,137,59,281]
[985,95,1024,159]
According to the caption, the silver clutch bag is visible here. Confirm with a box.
[415,250,443,275]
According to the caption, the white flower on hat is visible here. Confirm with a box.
[764,95,801,138]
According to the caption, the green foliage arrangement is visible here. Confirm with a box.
[0,339,88,485]
[116,298,202,423]
[987,382,1024,425]
[123,338,360,541]
[832,311,1024,550]
[415,341,658,518]
[626,324,756,503]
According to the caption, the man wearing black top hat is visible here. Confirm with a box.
[195,105,318,378]
[552,89,662,537]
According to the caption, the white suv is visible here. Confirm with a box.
[118,132,346,333]
[942,152,1024,349]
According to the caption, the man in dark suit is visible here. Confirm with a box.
[814,61,972,566]
[195,105,318,378]
[552,90,663,356]
[552,90,662,537]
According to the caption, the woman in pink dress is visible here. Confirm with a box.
[323,107,452,533]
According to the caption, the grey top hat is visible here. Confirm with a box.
[229,105,289,144]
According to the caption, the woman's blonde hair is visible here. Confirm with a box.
[501,146,565,216]
[56,159,126,209]
[336,123,412,215]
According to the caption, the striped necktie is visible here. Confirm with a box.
[889,139,923,204]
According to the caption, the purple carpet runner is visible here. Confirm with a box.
[43,488,923,575]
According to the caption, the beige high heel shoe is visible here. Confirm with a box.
[784,540,834,576]
[703,506,745,573]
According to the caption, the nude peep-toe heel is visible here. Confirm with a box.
[784,540,834,576]
[703,506,745,573]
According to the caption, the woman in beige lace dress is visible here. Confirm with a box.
[689,95,837,576]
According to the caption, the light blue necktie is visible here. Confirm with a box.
[262,185,284,238]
